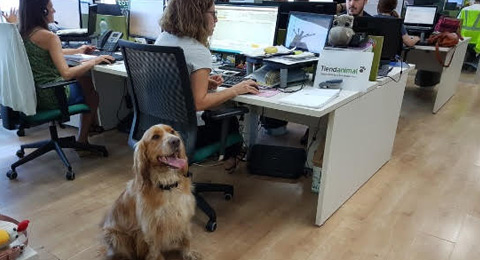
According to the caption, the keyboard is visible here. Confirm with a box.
[57,28,88,36]
[222,75,247,87]
[405,25,432,31]
[91,51,124,61]
[416,40,430,46]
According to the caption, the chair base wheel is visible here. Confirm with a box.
[16,149,25,158]
[66,171,75,180]
[7,170,17,180]
[206,220,217,232]
[224,193,233,201]
[17,129,25,137]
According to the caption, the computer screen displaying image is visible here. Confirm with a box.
[210,4,279,54]
[129,0,164,40]
[404,5,437,25]
[284,12,332,54]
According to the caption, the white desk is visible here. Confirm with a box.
[228,66,412,225]
[91,62,130,130]
[92,62,412,226]
[406,38,470,113]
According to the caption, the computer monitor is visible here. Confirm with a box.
[52,0,82,29]
[364,0,405,18]
[353,16,403,61]
[128,0,164,40]
[210,5,279,54]
[404,5,437,27]
[277,2,336,29]
[285,12,332,54]
[449,0,464,5]
[96,3,123,16]
[413,0,444,12]
[413,0,437,5]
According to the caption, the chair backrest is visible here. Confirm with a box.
[0,23,37,116]
[119,40,198,158]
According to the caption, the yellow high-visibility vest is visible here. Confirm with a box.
[459,9,480,52]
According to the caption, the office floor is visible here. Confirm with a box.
[0,70,479,260]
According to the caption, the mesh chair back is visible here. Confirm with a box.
[120,40,198,158]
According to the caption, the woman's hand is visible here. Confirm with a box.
[77,45,96,54]
[230,79,259,96]
[2,8,18,24]
[90,55,115,65]
[208,74,224,90]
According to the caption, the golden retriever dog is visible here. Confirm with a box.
[102,124,201,260]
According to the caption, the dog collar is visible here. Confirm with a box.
[158,182,179,191]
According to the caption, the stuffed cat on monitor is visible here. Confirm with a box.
[328,14,355,47]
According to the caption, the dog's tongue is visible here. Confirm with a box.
[161,156,187,169]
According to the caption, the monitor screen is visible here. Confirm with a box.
[404,5,437,25]
[277,2,336,29]
[364,0,405,17]
[52,0,82,29]
[284,12,332,54]
[210,5,279,54]
[353,16,403,61]
[447,0,463,5]
[128,0,164,40]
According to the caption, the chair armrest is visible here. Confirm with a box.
[37,80,78,122]
[203,106,249,121]
[37,80,77,89]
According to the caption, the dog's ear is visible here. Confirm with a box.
[133,140,152,187]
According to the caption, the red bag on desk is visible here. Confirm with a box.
[434,16,461,34]
[427,32,461,67]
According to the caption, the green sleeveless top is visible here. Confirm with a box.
[24,39,68,110]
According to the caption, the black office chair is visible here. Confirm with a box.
[463,44,479,72]
[120,40,248,232]
[0,23,108,181]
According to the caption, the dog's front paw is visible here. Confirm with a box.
[182,250,202,260]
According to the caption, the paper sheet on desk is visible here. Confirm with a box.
[279,88,340,108]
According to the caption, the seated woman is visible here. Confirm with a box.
[18,0,113,145]
[155,0,259,170]
[375,0,420,47]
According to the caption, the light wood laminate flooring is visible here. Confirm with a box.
[0,71,479,260]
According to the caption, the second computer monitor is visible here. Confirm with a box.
[353,16,403,61]
[210,5,279,54]
[285,12,332,55]
[52,0,82,29]
[404,5,437,26]
[129,0,164,41]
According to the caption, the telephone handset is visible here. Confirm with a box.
[97,30,123,52]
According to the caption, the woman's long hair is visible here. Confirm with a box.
[160,0,213,46]
[377,0,400,18]
[19,0,50,38]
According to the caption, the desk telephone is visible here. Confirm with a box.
[97,30,122,52]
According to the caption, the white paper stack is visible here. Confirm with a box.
[279,88,340,109]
